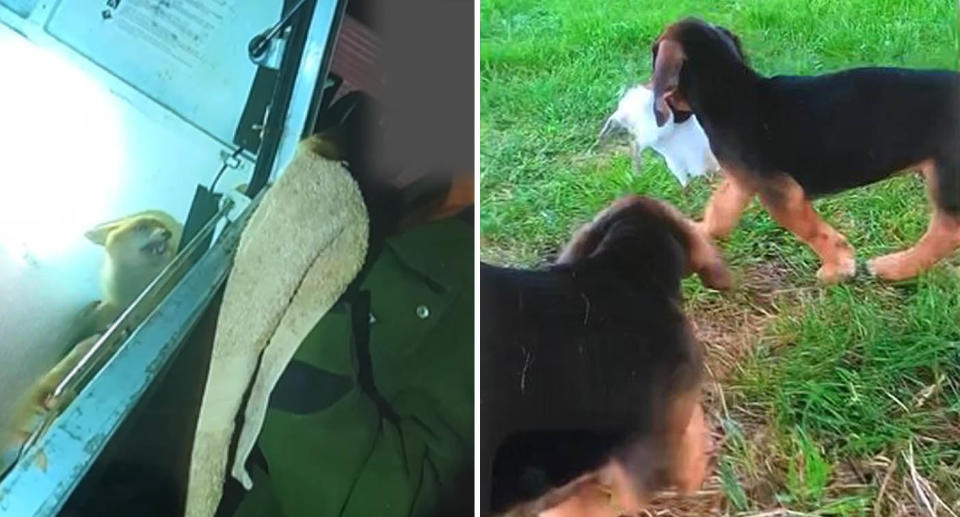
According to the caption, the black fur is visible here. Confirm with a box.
[658,18,960,213]
[479,197,705,515]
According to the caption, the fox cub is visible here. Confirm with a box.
[84,210,183,332]
[1,210,183,464]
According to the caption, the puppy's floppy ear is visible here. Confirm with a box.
[556,221,600,264]
[651,39,686,127]
[658,202,732,290]
[556,196,642,264]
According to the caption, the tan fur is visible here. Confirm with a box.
[695,173,756,240]
[533,464,645,517]
[85,210,183,331]
[755,174,857,284]
[696,169,857,284]
[660,200,733,289]
[503,391,711,517]
[868,161,960,280]
[665,390,710,492]
[537,480,617,517]
[501,456,672,517]
[697,158,960,284]
[3,211,181,461]
[868,209,960,280]
[497,473,604,517]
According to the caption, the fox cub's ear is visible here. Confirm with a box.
[84,210,183,247]
[84,220,124,246]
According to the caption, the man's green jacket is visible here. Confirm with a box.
[233,214,473,517]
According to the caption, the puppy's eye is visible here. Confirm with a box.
[136,223,148,232]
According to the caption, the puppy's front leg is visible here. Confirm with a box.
[757,176,856,284]
[696,173,755,240]
[665,390,710,493]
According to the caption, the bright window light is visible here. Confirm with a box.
[0,27,126,265]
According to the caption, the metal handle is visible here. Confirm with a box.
[248,0,310,60]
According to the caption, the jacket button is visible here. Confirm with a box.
[416,305,430,319]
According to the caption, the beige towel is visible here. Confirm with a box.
[186,137,369,517]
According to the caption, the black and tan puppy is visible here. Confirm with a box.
[650,18,960,283]
[480,196,731,516]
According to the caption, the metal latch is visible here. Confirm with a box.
[222,188,251,223]
[248,0,310,69]
[212,148,252,222]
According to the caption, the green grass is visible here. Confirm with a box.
[481,0,960,513]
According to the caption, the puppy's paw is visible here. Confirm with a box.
[817,257,856,284]
[867,253,916,282]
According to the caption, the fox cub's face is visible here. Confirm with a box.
[104,216,176,266]
[85,210,182,270]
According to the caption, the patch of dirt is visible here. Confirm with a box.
[689,258,795,381]
[738,259,797,308]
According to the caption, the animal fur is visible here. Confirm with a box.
[650,18,960,283]
[3,211,181,464]
[480,196,729,516]
[84,210,183,333]
[3,333,101,466]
